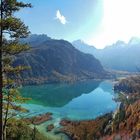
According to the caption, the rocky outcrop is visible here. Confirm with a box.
[23,113,52,125]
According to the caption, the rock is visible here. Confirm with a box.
[60,119,71,126]
[46,124,54,132]
[114,134,122,140]
[24,112,52,125]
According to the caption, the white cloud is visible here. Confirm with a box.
[56,10,67,25]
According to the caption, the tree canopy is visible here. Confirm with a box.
[0,0,32,139]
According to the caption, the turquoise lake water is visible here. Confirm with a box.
[20,80,118,120]
[20,80,119,140]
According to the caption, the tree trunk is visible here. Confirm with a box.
[0,0,3,139]
[3,96,10,140]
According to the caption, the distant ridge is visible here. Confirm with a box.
[20,34,51,47]
[72,37,140,72]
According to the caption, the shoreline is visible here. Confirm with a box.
[24,108,118,140]
[20,79,121,139]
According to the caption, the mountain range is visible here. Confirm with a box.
[73,37,140,72]
[14,34,107,85]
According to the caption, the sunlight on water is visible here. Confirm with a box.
[20,80,118,140]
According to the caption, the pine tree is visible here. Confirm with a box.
[0,0,31,139]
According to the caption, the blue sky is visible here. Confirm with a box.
[18,0,140,49]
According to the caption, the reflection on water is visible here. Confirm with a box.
[21,80,118,120]
[21,80,101,107]
[21,80,118,140]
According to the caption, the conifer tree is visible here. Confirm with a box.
[0,0,31,139]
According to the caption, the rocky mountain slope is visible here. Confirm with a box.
[14,35,108,85]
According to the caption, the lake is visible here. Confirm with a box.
[20,80,119,139]
[21,80,118,120]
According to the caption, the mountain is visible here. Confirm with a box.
[72,40,97,54]
[128,37,140,45]
[20,34,51,47]
[15,35,108,85]
[72,38,140,72]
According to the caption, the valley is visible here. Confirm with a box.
[17,35,140,140]
[2,1,140,140]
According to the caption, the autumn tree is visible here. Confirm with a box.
[0,0,31,139]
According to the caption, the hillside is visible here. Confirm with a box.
[59,100,140,140]
[14,35,108,85]
[58,76,140,140]
[114,75,140,94]
[73,38,140,72]
[114,75,140,104]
